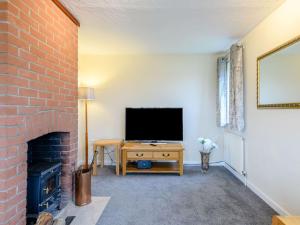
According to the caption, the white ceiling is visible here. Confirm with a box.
[61,0,284,54]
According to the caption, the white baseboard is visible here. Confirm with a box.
[246,180,290,216]
[223,163,290,216]
[223,162,246,185]
[183,161,224,166]
[183,161,200,165]
[209,161,225,166]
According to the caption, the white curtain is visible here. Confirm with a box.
[216,57,228,127]
[229,44,245,132]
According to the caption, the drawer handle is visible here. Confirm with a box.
[162,153,170,157]
[136,153,144,157]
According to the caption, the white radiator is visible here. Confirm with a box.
[224,131,245,176]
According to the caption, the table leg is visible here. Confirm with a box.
[122,149,126,176]
[100,146,104,168]
[115,144,120,176]
[92,145,98,176]
[119,146,122,174]
[98,146,103,168]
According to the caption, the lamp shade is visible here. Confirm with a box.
[78,87,95,100]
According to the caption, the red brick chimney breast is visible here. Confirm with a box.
[0,1,78,224]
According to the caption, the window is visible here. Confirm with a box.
[217,44,244,132]
[217,56,230,127]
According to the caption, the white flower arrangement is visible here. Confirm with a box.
[197,137,218,153]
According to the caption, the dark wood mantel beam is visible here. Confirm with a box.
[51,0,80,27]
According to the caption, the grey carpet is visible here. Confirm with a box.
[92,166,276,225]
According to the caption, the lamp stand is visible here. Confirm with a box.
[84,100,89,169]
[76,87,94,206]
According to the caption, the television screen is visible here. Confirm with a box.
[125,108,183,141]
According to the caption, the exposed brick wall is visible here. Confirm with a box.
[0,0,78,224]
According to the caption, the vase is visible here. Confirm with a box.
[200,152,210,173]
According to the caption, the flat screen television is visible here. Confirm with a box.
[125,108,183,141]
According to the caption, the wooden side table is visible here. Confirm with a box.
[272,216,300,225]
[92,139,123,176]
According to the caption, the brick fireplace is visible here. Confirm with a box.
[0,0,79,224]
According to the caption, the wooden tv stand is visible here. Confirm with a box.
[121,142,184,176]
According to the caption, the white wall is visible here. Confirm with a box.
[241,0,300,215]
[78,54,223,165]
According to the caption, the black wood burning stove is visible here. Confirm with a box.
[27,162,61,220]
[27,132,67,224]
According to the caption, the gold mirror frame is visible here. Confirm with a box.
[257,35,300,109]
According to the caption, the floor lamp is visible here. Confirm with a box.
[76,87,95,206]
[78,87,95,169]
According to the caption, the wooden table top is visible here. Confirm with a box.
[94,139,124,146]
[273,216,300,225]
[122,142,184,150]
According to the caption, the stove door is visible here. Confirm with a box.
[38,189,61,212]
[40,167,61,202]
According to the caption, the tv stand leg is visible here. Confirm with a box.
[179,151,183,176]
[122,149,127,176]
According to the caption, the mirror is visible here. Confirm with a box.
[257,36,300,108]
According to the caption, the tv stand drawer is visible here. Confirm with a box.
[153,152,179,160]
[127,151,152,159]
